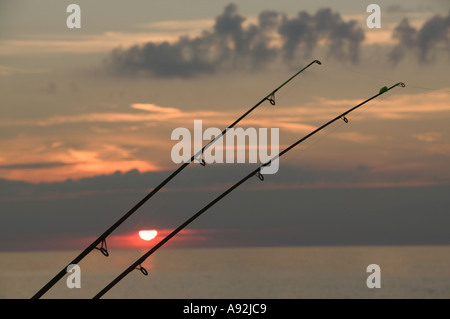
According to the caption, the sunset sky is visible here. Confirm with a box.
[1,0,449,251]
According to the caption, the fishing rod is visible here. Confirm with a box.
[93,81,405,299]
[32,60,321,299]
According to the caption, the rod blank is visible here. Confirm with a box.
[31,60,321,299]
[93,81,405,299]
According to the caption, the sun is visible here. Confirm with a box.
[138,230,158,241]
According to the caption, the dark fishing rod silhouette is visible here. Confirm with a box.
[93,82,405,299]
[32,60,321,299]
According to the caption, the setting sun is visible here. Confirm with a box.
[138,230,158,241]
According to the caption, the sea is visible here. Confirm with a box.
[1,245,450,299]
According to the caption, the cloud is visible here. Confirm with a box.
[390,10,450,63]
[333,131,377,143]
[0,144,163,183]
[0,65,50,76]
[413,132,442,143]
[290,90,450,121]
[0,100,233,129]
[0,32,182,56]
[105,4,365,78]
[2,89,448,184]
[131,103,182,114]
[278,8,364,64]
[44,81,57,95]
[2,166,450,251]
[0,162,69,170]
[138,18,215,33]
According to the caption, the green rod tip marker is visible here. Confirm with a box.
[379,86,388,94]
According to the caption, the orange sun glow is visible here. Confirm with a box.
[138,230,158,241]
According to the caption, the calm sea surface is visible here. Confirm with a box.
[1,245,450,299]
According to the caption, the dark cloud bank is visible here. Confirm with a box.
[105,4,450,78]
[106,4,364,77]
[390,10,450,63]
[1,166,450,250]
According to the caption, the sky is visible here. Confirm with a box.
[1,0,450,251]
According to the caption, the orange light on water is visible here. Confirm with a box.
[138,230,158,241]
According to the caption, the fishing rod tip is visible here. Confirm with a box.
[393,82,405,88]
[314,60,322,65]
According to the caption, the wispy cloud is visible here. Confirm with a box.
[10,89,449,131]
[285,90,450,121]
[137,18,215,33]
[2,88,448,183]
[0,162,69,170]
[0,65,51,76]
[413,132,442,142]
[0,142,162,183]
[333,131,377,143]
[131,103,182,114]
[0,32,184,56]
